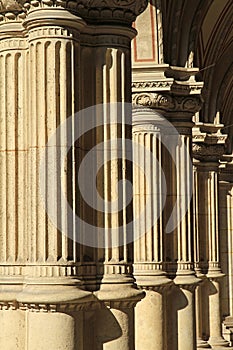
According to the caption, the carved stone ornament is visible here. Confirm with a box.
[192,143,226,162]
[132,92,202,114]
[74,0,148,24]
[0,0,25,12]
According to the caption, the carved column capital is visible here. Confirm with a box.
[220,155,233,182]
[73,0,148,25]
[0,0,26,30]
[132,66,203,129]
[192,122,228,163]
[133,92,202,115]
[22,0,147,25]
[0,0,25,12]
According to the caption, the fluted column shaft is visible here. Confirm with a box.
[0,14,27,283]
[171,125,199,350]
[132,68,203,350]
[14,5,93,350]
[193,165,210,348]
[220,161,233,343]
[24,7,84,277]
[132,109,171,350]
[193,122,229,348]
[77,2,148,348]
[81,27,144,350]
[0,12,28,350]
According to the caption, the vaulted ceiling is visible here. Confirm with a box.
[160,0,233,150]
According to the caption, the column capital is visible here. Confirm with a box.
[0,0,24,13]
[22,0,147,25]
[74,0,148,25]
[132,66,203,127]
[133,92,202,115]
[192,122,228,163]
[220,155,233,182]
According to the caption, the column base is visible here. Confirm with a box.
[197,339,211,348]
[17,276,95,305]
[208,337,230,348]
[95,273,144,303]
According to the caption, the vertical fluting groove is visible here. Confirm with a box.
[133,132,140,262]
[6,53,16,261]
[215,172,219,262]
[95,48,104,261]
[187,138,192,262]
[70,40,76,262]
[35,41,44,262]
[228,191,233,314]
[103,50,112,260]
[121,52,127,260]
[55,41,62,260]
[16,52,24,262]
[158,134,162,262]
[0,54,6,262]
[110,49,119,260]
[140,133,146,261]
[35,41,40,262]
[176,140,181,262]
[152,134,156,262]
[208,176,212,262]
[193,168,199,264]
[30,43,36,262]
[146,133,152,261]
[60,40,68,261]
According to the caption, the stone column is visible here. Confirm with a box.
[220,159,233,344]
[132,107,171,350]
[15,3,94,349]
[193,164,210,348]
[133,66,203,350]
[193,122,230,348]
[76,2,148,350]
[0,6,28,349]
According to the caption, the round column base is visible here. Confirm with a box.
[208,337,230,348]
[197,339,211,348]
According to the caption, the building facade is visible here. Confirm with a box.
[0,0,232,349]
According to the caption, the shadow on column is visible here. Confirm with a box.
[166,284,188,350]
[94,304,124,350]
